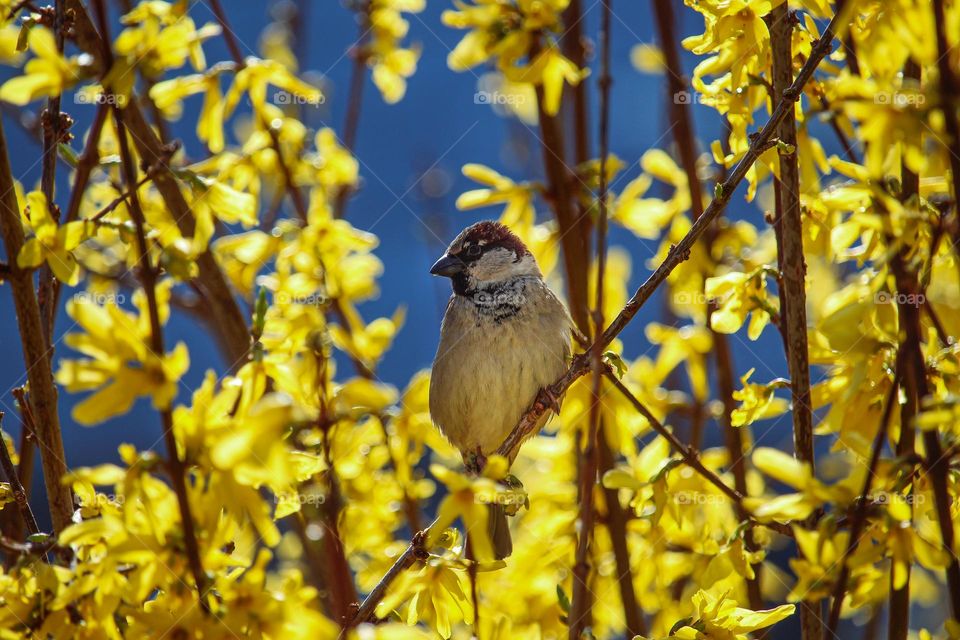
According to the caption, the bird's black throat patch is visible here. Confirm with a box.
[459,278,528,324]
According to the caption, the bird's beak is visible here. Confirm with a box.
[430,254,466,277]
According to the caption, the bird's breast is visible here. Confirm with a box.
[429,281,571,456]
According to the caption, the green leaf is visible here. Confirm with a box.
[603,351,627,378]
[556,584,571,614]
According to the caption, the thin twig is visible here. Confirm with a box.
[333,2,371,219]
[11,387,35,503]
[568,1,612,632]
[652,0,764,611]
[0,413,40,536]
[67,0,252,369]
[36,0,68,352]
[0,119,74,535]
[597,437,647,635]
[90,0,208,611]
[603,370,794,537]
[825,354,902,636]
[348,522,435,628]
[87,174,154,222]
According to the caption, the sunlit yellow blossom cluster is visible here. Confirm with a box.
[1,0,960,639]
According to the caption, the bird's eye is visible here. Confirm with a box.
[466,244,482,257]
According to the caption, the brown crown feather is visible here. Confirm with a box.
[449,221,529,260]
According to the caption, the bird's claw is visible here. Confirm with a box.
[535,386,562,415]
[464,448,487,475]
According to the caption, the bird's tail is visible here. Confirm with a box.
[488,503,512,560]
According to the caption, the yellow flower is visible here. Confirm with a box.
[150,72,227,152]
[0,27,81,105]
[55,285,190,425]
[428,457,517,564]
[455,163,537,222]
[650,589,794,640]
[705,266,779,340]
[503,45,587,116]
[224,57,323,118]
[115,2,220,77]
[17,191,91,285]
[730,368,790,427]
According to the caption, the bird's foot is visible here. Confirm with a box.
[534,386,562,415]
[464,448,487,475]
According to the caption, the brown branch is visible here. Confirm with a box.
[652,0,702,222]
[333,2,371,219]
[64,103,108,225]
[890,224,960,622]
[825,354,902,636]
[600,12,838,356]
[651,0,764,611]
[932,0,960,215]
[0,119,74,534]
[532,37,590,335]
[834,0,861,77]
[568,2,613,632]
[604,370,793,537]
[769,7,820,638]
[90,0,208,611]
[598,437,647,636]
[886,56,921,640]
[347,523,434,629]
[0,412,40,536]
[560,0,590,166]
[66,0,251,371]
[12,388,36,502]
[36,0,68,352]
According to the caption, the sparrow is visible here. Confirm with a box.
[429,221,572,559]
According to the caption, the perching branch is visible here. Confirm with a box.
[598,13,838,356]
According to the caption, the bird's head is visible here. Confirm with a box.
[430,221,540,295]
